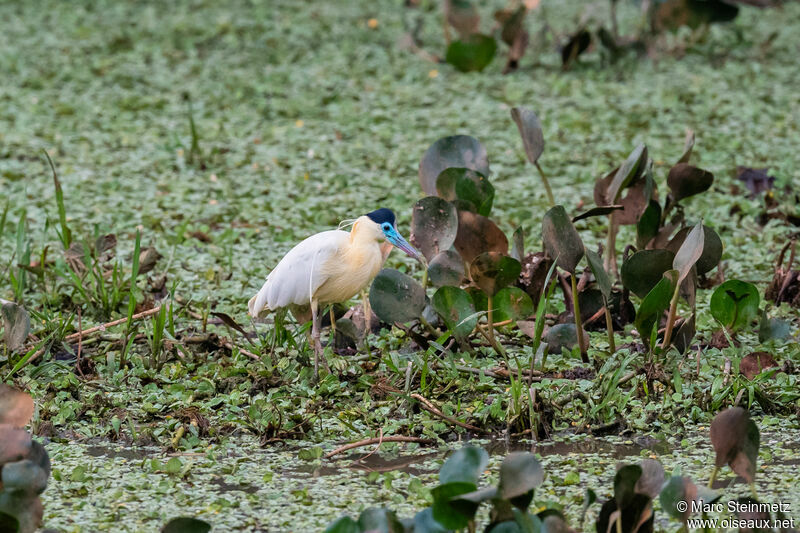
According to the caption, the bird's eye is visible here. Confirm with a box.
[382,223,391,231]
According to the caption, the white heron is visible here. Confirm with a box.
[248,208,421,377]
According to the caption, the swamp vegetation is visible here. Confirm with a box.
[0,0,799,531]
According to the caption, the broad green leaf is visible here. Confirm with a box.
[499,452,544,501]
[613,464,642,509]
[369,269,426,324]
[1,460,48,495]
[357,508,403,533]
[432,286,478,341]
[493,287,534,322]
[419,135,490,196]
[161,517,212,533]
[709,280,759,332]
[541,205,584,274]
[412,507,449,533]
[621,249,675,299]
[432,482,479,529]
[325,516,360,533]
[510,107,545,164]
[428,250,465,288]
[445,34,497,73]
[469,252,521,296]
[437,168,495,216]
[634,270,678,349]
[543,324,586,355]
[584,248,611,300]
[411,196,459,261]
[439,446,488,485]
[636,200,661,248]
[607,144,647,204]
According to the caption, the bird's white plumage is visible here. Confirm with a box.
[248,230,350,317]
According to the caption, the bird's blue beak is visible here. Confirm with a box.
[384,227,422,261]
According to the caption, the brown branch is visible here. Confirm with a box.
[220,339,260,361]
[64,306,163,343]
[324,436,433,459]
[411,393,488,433]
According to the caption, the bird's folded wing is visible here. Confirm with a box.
[248,230,348,317]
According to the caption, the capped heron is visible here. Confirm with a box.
[248,208,421,376]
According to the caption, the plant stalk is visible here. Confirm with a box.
[604,301,616,353]
[487,294,495,347]
[534,161,556,207]
[570,275,588,363]
[661,285,681,352]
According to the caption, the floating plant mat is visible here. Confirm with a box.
[41,425,800,531]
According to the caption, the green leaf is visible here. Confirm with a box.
[621,249,675,299]
[325,516,360,533]
[710,407,760,483]
[608,144,647,203]
[369,269,427,324]
[161,517,212,533]
[709,280,760,332]
[1,460,48,495]
[437,168,495,216]
[634,270,678,349]
[439,446,488,485]
[1,302,30,352]
[510,107,545,164]
[411,507,449,533]
[470,252,521,297]
[541,205,584,274]
[411,196,459,261]
[164,457,183,474]
[419,135,490,197]
[667,163,714,201]
[543,323,585,355]
[584,248,611,300]
[499,452,544,501]
[432,286,478,341]
[613,464,642,509]
[493,287,534,322]
[671,223,704,283]
[0,512,19,533]
[636,200,661,249]
[445,34,497,73]
[428,250,465,288]
[432,482,479,529]
[357,508,403,533]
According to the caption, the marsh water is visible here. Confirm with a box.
[42,425,800,532]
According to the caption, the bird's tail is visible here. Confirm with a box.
[248,282,271,318]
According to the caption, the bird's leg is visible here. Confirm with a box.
[361,290,372,354]
[329,306,336,336]
[311,301,330,379]
[361,290,371,333]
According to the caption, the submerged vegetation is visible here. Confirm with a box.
[0,0,799,530]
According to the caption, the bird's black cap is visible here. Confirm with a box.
[365,208,396,227]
